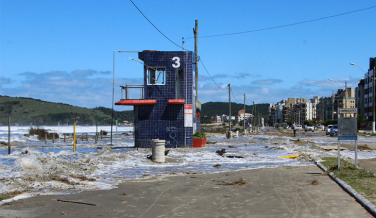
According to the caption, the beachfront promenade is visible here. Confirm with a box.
[2,165,372,217]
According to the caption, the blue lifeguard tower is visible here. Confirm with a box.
[115,50,200,148]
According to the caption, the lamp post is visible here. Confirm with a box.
[351,62,375,134]
[112,51,138,144]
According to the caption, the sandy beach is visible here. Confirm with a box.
[1,165,373,218]
[2,127,376,217]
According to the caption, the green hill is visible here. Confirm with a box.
[0,95,133,126]
[0,96,269,126]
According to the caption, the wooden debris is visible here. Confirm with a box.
[218,178,246,186]
[216,148,226,156]
[57,199,96,206]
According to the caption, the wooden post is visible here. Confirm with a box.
[228,84,232,138]
[73,122,76,152]
[53,133,55,143]
[8,116,11,154]
[86,133,88,141]
[243,94,246,133]
[64,134,66,142]
[45,133,47,144]
[194,20,198,99]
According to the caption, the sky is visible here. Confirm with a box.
[1,0,376,110]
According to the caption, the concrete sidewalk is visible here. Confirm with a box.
[1,165,373,217]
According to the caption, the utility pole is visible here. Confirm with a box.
[332,91,334,120]
[228,84,231,138]
[8,116,11,154]
[299,109,301,125]
[182,37,185,51]
[254,104,257,128]
[373,65,375,134]
[321,97,324,123]
[345,81,348,110]
[252,101,255,128]
[243,94,246,132]
[193,20,198,99]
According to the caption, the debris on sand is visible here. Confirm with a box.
[296,154,313,162]
[216,148,226,156]
[147,150,170,160]
[218,178,247,186]
[118,192,129,196]
[309,178,320,185]
[165,150,170,156]
[213,164,222,168]
[358,144,374,151]
[226,155,244,158]
[228,146,237,148]
[57,199,96,206]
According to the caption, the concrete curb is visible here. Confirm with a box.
[314,161,376,217]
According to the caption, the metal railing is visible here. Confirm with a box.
[120,85,144,99]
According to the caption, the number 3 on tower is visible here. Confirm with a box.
[172,57,180,68]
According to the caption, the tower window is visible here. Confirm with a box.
[147,67,166,85]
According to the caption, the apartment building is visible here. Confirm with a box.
[237,109,253,123]
[358,57,376,121]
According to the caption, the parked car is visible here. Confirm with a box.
[316,124,325,131]
[305,124,314,132]
[330,124,338,136]
[295,125,302,130]
[326,125,333,135]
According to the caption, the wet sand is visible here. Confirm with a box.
[1,165,372,217]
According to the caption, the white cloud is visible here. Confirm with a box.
[251,79,282,85]
[0,76,11,86]
[4,70,135,109]
[3,70,345,109]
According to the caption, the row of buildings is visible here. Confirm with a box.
[269,57,376,126]
[212,109,253,124]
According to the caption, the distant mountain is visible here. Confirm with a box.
[0,95,133,126]
[201,101,269,123]
[0,96,269,126]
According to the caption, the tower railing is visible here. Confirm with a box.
[120,85,144,99]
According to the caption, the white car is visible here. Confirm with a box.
[326,125,333,135]
[330,124,339,136]
[305,124,314,132]
[295,125,302,130]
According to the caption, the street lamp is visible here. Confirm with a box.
[351,62,375,134]
[350,63,367,73]
[112,51,138,144]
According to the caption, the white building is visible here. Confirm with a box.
[237,109,253,123]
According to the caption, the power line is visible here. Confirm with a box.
[193,5,376,39]
[200,57,239,103]
[230,89,239,104]
[200,58,225,90]
[129,0,184,50]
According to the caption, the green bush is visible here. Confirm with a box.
[28,127,59,140]
[193,131,206,139]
